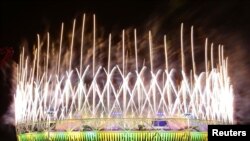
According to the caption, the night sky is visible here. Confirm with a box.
[1,0,250,127]
[0,0,166,61]
[1,0,250,60]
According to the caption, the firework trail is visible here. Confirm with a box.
[14,14,233,133]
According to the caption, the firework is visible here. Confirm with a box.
[15,15,233,135]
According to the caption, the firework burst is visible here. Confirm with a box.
[15,14,233,133]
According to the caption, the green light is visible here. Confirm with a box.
[18,131,207,141]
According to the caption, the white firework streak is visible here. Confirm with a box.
[14,15,233,132]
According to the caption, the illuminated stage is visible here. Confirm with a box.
[17,118,222,141]
[18,131,207,141]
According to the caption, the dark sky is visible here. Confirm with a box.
[1,0,250,61]
[0,0,163,60]
[0,1,165,46]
